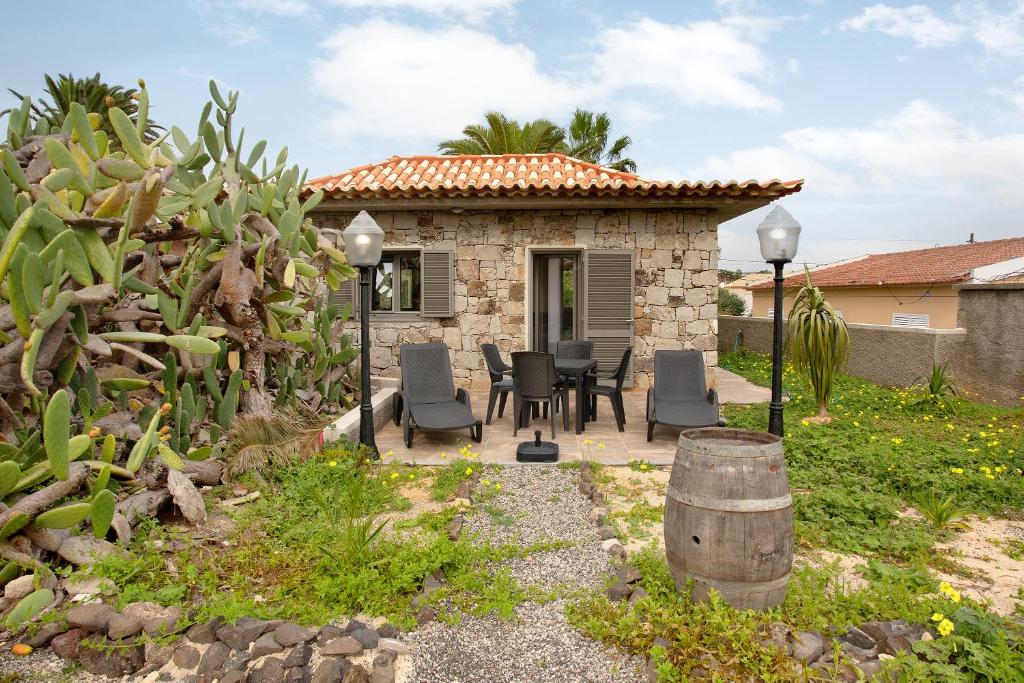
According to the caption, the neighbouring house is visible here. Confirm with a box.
[304,154,801,388]
[723,272,773,315]
[748,237,1024,328]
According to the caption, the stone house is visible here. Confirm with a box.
[305,154,801,388]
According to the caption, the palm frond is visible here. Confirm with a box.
[224,407,333,477]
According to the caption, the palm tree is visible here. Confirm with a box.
[437,111,564,155]
[785,267,850,420]
[560,109,636,172]
[6,72,160,141]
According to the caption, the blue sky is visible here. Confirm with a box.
[4,1,1024,270]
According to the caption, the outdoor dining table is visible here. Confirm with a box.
[554,358,597,434]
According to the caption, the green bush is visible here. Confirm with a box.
[718,286,746,315]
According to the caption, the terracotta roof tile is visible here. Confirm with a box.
[303,153,802,202]
[750,237,1024,289]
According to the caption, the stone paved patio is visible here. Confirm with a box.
[379,369,770,465]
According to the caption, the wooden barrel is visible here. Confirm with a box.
[664,428,794,610]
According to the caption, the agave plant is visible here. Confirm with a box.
[785,267,850,420]
[914,363,959,414]
[917,490,970,531]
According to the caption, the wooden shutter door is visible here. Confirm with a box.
[421,250,454,317]
[328,279,358,321]
[583,249,635,387]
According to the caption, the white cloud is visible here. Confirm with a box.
[593,18,782,112]
[840,2,1024,57]
[325,0,515,23]
[311,16,787,144]
[839,4,963,48]
[690,99,1024,203]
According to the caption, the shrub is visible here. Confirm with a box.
[718,286,746,315]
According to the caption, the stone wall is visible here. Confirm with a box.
[953,282,1024,405]
[718,315,965,389]
[312,208,719,389]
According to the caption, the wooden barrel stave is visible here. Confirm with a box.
[664,427,794,610]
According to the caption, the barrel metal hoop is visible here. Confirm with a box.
[667,484,792,512]
[686,571,792,594]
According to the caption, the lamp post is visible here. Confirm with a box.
[756,205,801,437]
[342,210,385,457]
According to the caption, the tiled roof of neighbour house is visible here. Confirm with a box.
[303,154,803,204]
[750,237,1024,290]
[724,272,775,289]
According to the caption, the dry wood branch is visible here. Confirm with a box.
[65,216,124,229]
[0,463,89,530]
[116,489,171,527]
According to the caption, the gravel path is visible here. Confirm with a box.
[404,465,644,683]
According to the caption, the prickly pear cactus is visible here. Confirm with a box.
[0,79,358,599]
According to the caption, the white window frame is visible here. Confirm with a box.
[892,313,929,328]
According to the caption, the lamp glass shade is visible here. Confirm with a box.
[342,210,385,267]
[756,204,801,263]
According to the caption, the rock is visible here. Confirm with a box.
[350,626,379,649]
[251,632,284,658]
[51,628,87,659]
[107,612,143,640]
[858,659,883,678]
[4,574,35,600]
[878,634,916,656]
[249,655,285,683]
[286,667,312,682]
[591,491,606,506]
[284,641,312,668]
[220,672,247,683]
[767,622,790,649]
[422,575,443,597]
[168,468,209,525]
[860,620,923,644]
[790,631,826,663]
[317,624,346,646]
[57,535,128,565]
[142,641,175,672]
[629,587,649,604]
[186,616,224,643]
[172,644,201,669]
[122,601,182,635]
[601,538,623,553]
[276,622,317,647]
[377,623,399,639]
[454,482,472,499]
[343,664,371,683]
[374,650,397,666]
[619,566,642,584]
[841,640,877,662]
[370,654,396,683]
[343,619,368,633]
[217,617,267,650]
[415,605,436,625]
[196,641,230,674]
[78,635,145,677]
[65,603,117,632]
[842,626,876,650]
[313,657,352,683]
[64,574,117,598]
[447,515,464,540]
[607,580,631,602]
[20,620,66,648]
[322,636,364,656]
[378,637,409,655]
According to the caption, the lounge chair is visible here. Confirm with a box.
[646,350,723,441]
[481,343,513,424]
[586,346,633,432]
[397,343,482,448]
[511,352,570,439]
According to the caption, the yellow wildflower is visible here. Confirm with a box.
[950,467,964,475]
[939,582,962,603]
[494,483,502,491]
[869,435,878,442]
[328,460,337,467]
[891,437,903,445]
[582,439,594,446]
[390,472,399,479]
[481,479,491,486]
[386,450,394,457]
[597,443,606,449]
[853,421,860,427]
[931,612,944,622]
[465,468,473,475]
[937,619,955,637]
[986,474,996,480]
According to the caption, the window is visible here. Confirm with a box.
[372,252,421,314]
[892,313,929,328]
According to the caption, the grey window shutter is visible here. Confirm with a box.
[421,250,454,317]
[328,278,359,321]
[583,249,635,387]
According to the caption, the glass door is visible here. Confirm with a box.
[531,253,579,353]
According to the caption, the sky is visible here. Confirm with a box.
[3,1,1024,271]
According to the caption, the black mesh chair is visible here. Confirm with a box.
[586,347,633,432]
[511,352,569,439]
[555,339,595,393]
[397,343,482,448]
[481,343,513,425]
[646,350,723,441]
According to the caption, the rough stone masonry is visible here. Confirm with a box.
[312,208,719,389]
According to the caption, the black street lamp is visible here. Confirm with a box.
[756,205,801,437]
[342,211,385,457]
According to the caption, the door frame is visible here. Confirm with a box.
[524,246,584,353]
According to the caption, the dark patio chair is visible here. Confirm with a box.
[555,340,594,385]
[397,343,482,448]
[646,350,723,441]
[586,346,633,432]
[511,352,569,439]
[481,343,513,425]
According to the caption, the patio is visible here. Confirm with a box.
[378,368,771,465]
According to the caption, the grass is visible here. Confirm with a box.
[719,350,1024,565]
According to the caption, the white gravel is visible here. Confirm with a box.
[0,644,103,682]
[404,465,644,683]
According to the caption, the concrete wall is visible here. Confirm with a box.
[718,315,965,389]
[749,284,960,328]
[953,282,1024,405]
[312,208,720,389]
